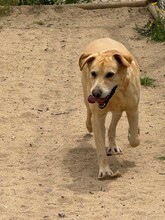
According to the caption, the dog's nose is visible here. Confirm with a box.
[92,88,102,99]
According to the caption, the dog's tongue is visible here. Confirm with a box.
[88,95,97,103]
[88,95,105,107]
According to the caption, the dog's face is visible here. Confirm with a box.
[79,50,132,109]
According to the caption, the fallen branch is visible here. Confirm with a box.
[53,108,77,116]
[54,111,69,116]
[148,3,165,20]
[56,1,148,10]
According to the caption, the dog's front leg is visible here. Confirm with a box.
[91,112,120,179]
[126,109,140,147]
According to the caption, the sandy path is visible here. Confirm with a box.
[0,5,164,220]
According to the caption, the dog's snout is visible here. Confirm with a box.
[92,88,102,99]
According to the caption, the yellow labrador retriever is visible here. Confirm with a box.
[79,38,140,179]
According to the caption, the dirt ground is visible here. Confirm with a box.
[0,4,164,220]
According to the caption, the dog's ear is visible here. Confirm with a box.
[113,52,133,67]
[79,54,97,71]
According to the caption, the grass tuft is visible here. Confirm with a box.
[157,156,165,160]
[0,0,90,5]
[0,6,12,16]
[140,76,156,87]
[135,17,165,42]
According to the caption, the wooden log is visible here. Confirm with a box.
[58,1,148,10]
[148,2,165,20]
[147,3,159,19]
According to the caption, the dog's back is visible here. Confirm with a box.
[82,38,131,56]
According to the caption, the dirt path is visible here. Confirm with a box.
[0,5,164,220]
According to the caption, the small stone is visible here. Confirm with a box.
[58,211,65,218]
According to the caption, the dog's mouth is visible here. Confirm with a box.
[88,85,118,109]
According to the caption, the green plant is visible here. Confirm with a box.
[0,0,90,5]
[135,17,165,42]
[0,6,12,15]
[18,0,54,4]
[64,0,90,3]
[0,0,18,5]
[157,156,165,160]
[140,76,156,87]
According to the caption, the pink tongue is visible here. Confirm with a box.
[88,95,97,103]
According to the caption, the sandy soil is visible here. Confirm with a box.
[0,4,164,220]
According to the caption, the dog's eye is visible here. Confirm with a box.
[106,72,114,78]
[91,71,97,78]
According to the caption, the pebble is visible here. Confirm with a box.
[58,211,65,218]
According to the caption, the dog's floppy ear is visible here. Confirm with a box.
[79,53,97,71]
[113,52,133,67]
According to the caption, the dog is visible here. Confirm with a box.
[79,38,140,179]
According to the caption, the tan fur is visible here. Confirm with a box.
[79,38,140,179]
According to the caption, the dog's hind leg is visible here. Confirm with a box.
[86,108,92,133]
[84,94,92,133]
[126,109,140,147]
[81,71,93,133]
[107,112,123,155]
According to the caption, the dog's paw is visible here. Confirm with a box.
[106,146,122,156]
[128,128,140,147]
[98,167,121,180]
[129,138,140,147]
[128,134,140,147]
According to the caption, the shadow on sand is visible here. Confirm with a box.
[63,133,136,193]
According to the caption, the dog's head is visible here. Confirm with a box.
[79,50,133,109]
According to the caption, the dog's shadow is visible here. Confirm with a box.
[63,133,136,193]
